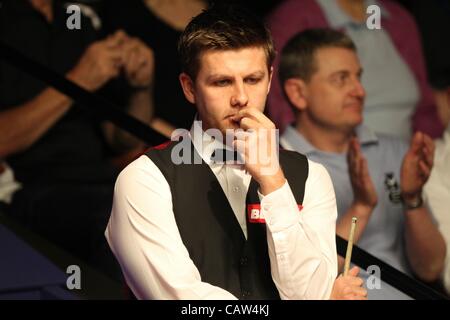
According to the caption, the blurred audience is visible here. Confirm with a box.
[267,0,444,139]
[0,0,154,278]
[278,29,446,298]
[101,0,208,137]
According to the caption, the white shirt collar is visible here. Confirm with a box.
[189,119,240,171]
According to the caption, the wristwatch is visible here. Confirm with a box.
[402,194,423,210]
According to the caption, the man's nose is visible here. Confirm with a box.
[351,78,366,98]
[230,82,249,107]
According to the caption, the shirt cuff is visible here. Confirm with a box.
[257,180,301,233]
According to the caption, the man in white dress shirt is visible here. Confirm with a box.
[105,5,366,300]
[424,78,450,294]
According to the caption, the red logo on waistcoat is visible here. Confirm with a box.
[247,204,303,224]
[150,140,172,150]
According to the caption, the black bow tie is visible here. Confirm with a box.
[210,148,242,163]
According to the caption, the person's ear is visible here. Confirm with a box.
[179,73,196,104]
[283,78,308,112]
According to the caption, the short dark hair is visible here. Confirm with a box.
[178,4,275,79]
[279,28,356,85]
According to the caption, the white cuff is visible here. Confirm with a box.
[257,181,302,233]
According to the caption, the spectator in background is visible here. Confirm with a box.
[278,29,446,299]
[0,0,154,279]
[267,0,444,140]
[101,0,209,137]
[424,75,450,295]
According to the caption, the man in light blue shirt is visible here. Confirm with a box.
[278,28,445,299]
[316,0,420,140]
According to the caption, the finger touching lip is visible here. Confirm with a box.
[229,114,244,122]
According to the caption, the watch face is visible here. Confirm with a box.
[403,196,424,210]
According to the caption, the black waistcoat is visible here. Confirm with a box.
[145,138,308,299]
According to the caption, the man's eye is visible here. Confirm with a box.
[245,77,261,84]
[333,74,347,86]
[214,79,231,86]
